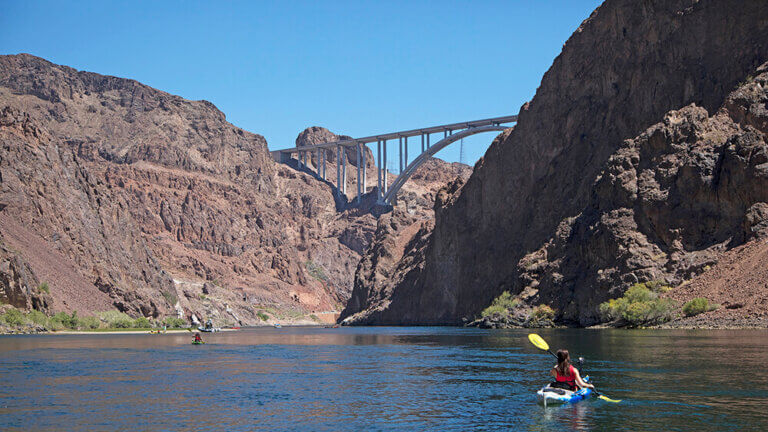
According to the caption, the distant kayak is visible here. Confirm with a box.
[536,376,592,406]
[191,340,204,345]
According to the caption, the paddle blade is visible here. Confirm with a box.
[528,333,549,351]
[597,395,621,403]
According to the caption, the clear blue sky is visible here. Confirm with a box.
[1,0,601,168]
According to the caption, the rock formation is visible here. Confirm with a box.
[343,0,768,326]
[0,54,468,325]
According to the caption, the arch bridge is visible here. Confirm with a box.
[271,115,517,205]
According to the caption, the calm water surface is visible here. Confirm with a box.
[1,327,767,431]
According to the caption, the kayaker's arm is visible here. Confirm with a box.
[573,368,594,389]
[550,366,557,378]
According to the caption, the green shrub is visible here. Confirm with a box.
[256,311,270,321]
[531,304,555,321]
[309,314,320,322]
[38,282,50,294]
[682,297,718,317]
[1,308,26,326]
[98,311,135,328]
[51,311,79,329]
[27,310,49,327]
[133,317,151,328]
[79,315,101,329]
[599,284,676,327]
[481,291,519,318]
[163,316,187,328]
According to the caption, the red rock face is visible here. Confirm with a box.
[343,0,768,326]
[0,54,467,325]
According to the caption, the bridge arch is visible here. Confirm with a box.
[382,125,509,205]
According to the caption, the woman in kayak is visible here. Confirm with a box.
[550,349,594,391]
[193,332,203,343]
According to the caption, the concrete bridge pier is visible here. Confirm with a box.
[377,140,382,199]
[336,145,342,196]
[361,142,367,195]
[356,144,361,202]
[342,146,347,195]
[383,139,388,193]
[321,149,326,180]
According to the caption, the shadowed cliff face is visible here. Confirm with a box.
[343,0,768,325]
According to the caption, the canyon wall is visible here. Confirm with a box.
[343,0,768,325]
[0,53,467,325]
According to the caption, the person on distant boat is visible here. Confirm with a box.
[193,332,203,343]
[550,349,594,391]
[205,318,213,330]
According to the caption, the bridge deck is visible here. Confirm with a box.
[274,114,518,153]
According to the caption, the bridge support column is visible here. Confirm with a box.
[356,144,361,203]
[321,149,326,180]
[316,149,320,172]
[336,145,342,195]
[399,136,403,173]
[404,136,408,167]
[383,139,388,193]
[342,147,347,195]
[421,134,425,152]
[362,143,367,194]
[427,133,430,148]
[377,140,382,199]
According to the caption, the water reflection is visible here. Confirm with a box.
[1,327,768,431]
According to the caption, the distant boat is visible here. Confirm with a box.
[198,326,220,333]
[273,323,281,328]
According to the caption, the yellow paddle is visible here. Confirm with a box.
[528,333,622,403]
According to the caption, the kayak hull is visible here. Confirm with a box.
[191,341,204,345]
[536,376,592,406]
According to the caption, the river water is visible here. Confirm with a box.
[1,327,767,431]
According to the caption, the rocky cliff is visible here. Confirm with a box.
[0,54,467,326]
[342,0,768,326]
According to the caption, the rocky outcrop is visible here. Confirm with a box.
[0,54,341,322]
[519,66,768,325]
[0,243,51,312]
[340,165,471,324]
[343,0,768,325]
[0,54,468,324]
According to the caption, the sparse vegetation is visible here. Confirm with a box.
[97,311,137,328]
[1,308,25,326]
[38,282,50,294]
[480,291,519,319]
[682,297,719,317]
[309,314,320,322]
[163,316,187,328]
[0,307,180,332]
[256,311,270,321]
[531,304,555,321]
[599,281,676,327]
[305,260,329,282]
[51,311,79,329]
